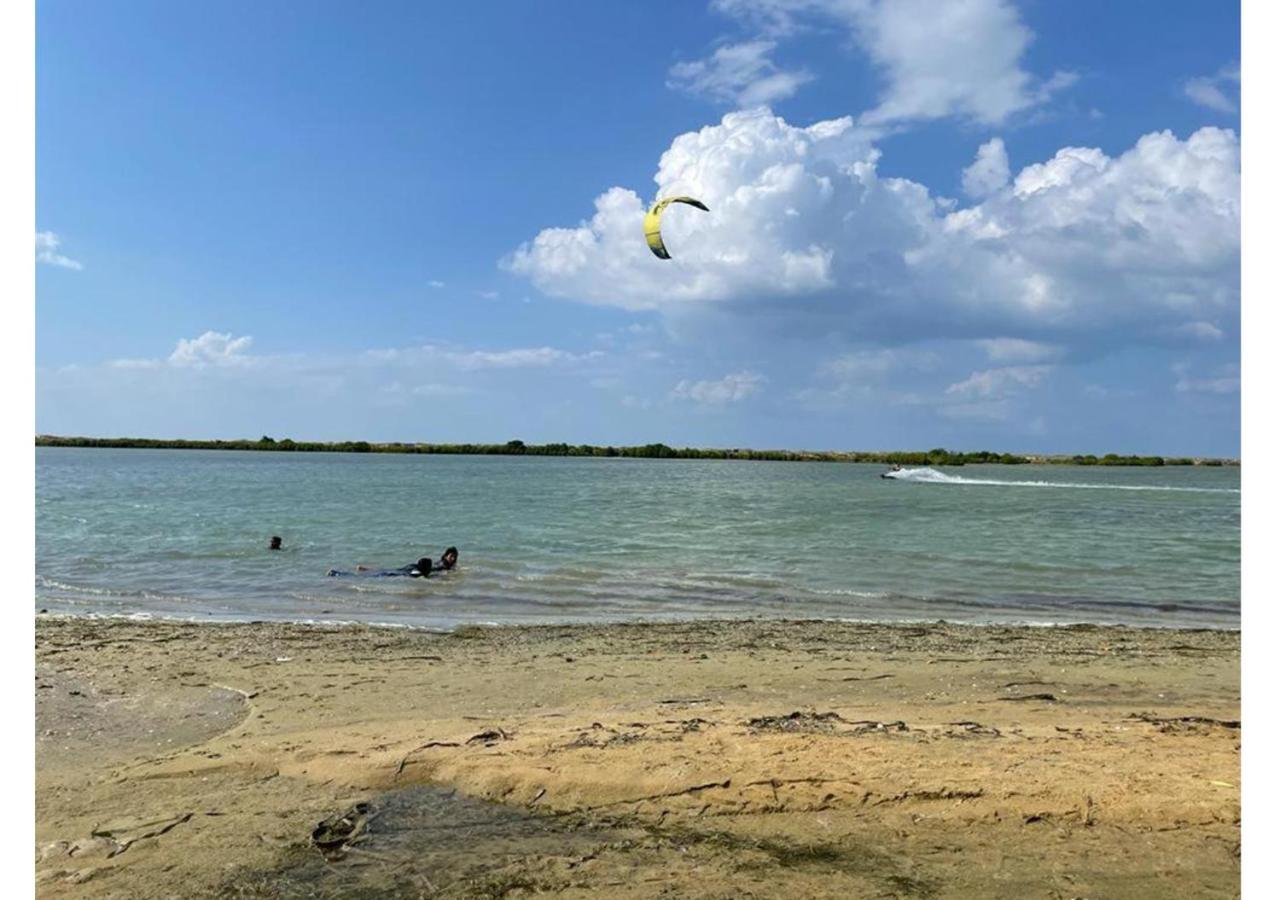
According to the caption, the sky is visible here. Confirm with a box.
[35,0,1241,455]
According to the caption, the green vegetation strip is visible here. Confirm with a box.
[34,436,1235,467]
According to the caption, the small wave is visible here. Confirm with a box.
[884,467,1239,494]
[38,577,138,598]
[801,587,893,599]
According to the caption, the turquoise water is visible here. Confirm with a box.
[35,448,1240,629]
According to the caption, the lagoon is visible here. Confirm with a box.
[35,447,1240,629]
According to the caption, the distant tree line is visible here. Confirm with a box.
[33,435,1237,466]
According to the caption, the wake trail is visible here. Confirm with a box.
[884,467,1239,495]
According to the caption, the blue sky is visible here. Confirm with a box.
[36,0,1241,454]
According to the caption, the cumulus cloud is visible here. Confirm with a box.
[36,231,83,270]
[668,40,813,107]
[507,109,873,311]
[509,109,1239,352]
[671,371,764,404]
[962,138,1010,199]
[169,331,254,367]
[1184,63,1240,114]
[115,332,254,368]
[710,0,1074,126]
[112,331,255,369]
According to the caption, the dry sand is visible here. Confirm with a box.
[35,616,1240,898]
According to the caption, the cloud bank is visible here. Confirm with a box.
[508,109,1239,352]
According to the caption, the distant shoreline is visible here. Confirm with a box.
[34,435,1238,466]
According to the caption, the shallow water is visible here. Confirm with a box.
[35,448,1240,629]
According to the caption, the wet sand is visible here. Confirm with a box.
[35,616,1240,898]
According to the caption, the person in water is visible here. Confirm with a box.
[269,536,283,551]
[327,557,433,578]
[438,547,459,570]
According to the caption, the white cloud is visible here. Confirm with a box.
[111,334,598,377]
[962,138,1010,199]
[671,370,764,404]
[1175,363,1239,394]
[1184,81,1234,113]
[1035,70,1080,101]
[507,109,872,311]
[854,0,1069,126]
[946,364,1051,398]
[111,331,255,369]
[168,331,254,368]
[476,290,500,300]
[1184,63,1239,113]
[1175,376,1238,395]
[509,109,1239,349]
[36,231,83,270]
[819,347,936,380]
[709,0,812,37]
[939,364,1053,422]
[1174,321,1223,342]
[711,0,1074,126]
[428,280,446,288]
[668,40,813,107]
[447,347,582,370]
[365,343,600,370]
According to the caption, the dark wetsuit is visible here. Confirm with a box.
[327,563,428,578]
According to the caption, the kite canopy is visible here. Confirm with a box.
[643,196,709,259]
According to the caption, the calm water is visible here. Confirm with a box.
[35,448,1240,629]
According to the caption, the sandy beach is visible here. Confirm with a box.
[35,615,1239,898]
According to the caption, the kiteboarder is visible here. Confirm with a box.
[327,557,434,578]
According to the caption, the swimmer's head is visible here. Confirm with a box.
[269,536,283,550]
[441,547,459,569]
[415,557,433,576]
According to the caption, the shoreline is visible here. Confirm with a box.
[36,615,1240,897]
[34,608,1244,635]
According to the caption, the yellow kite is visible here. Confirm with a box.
[643,196,709,259]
